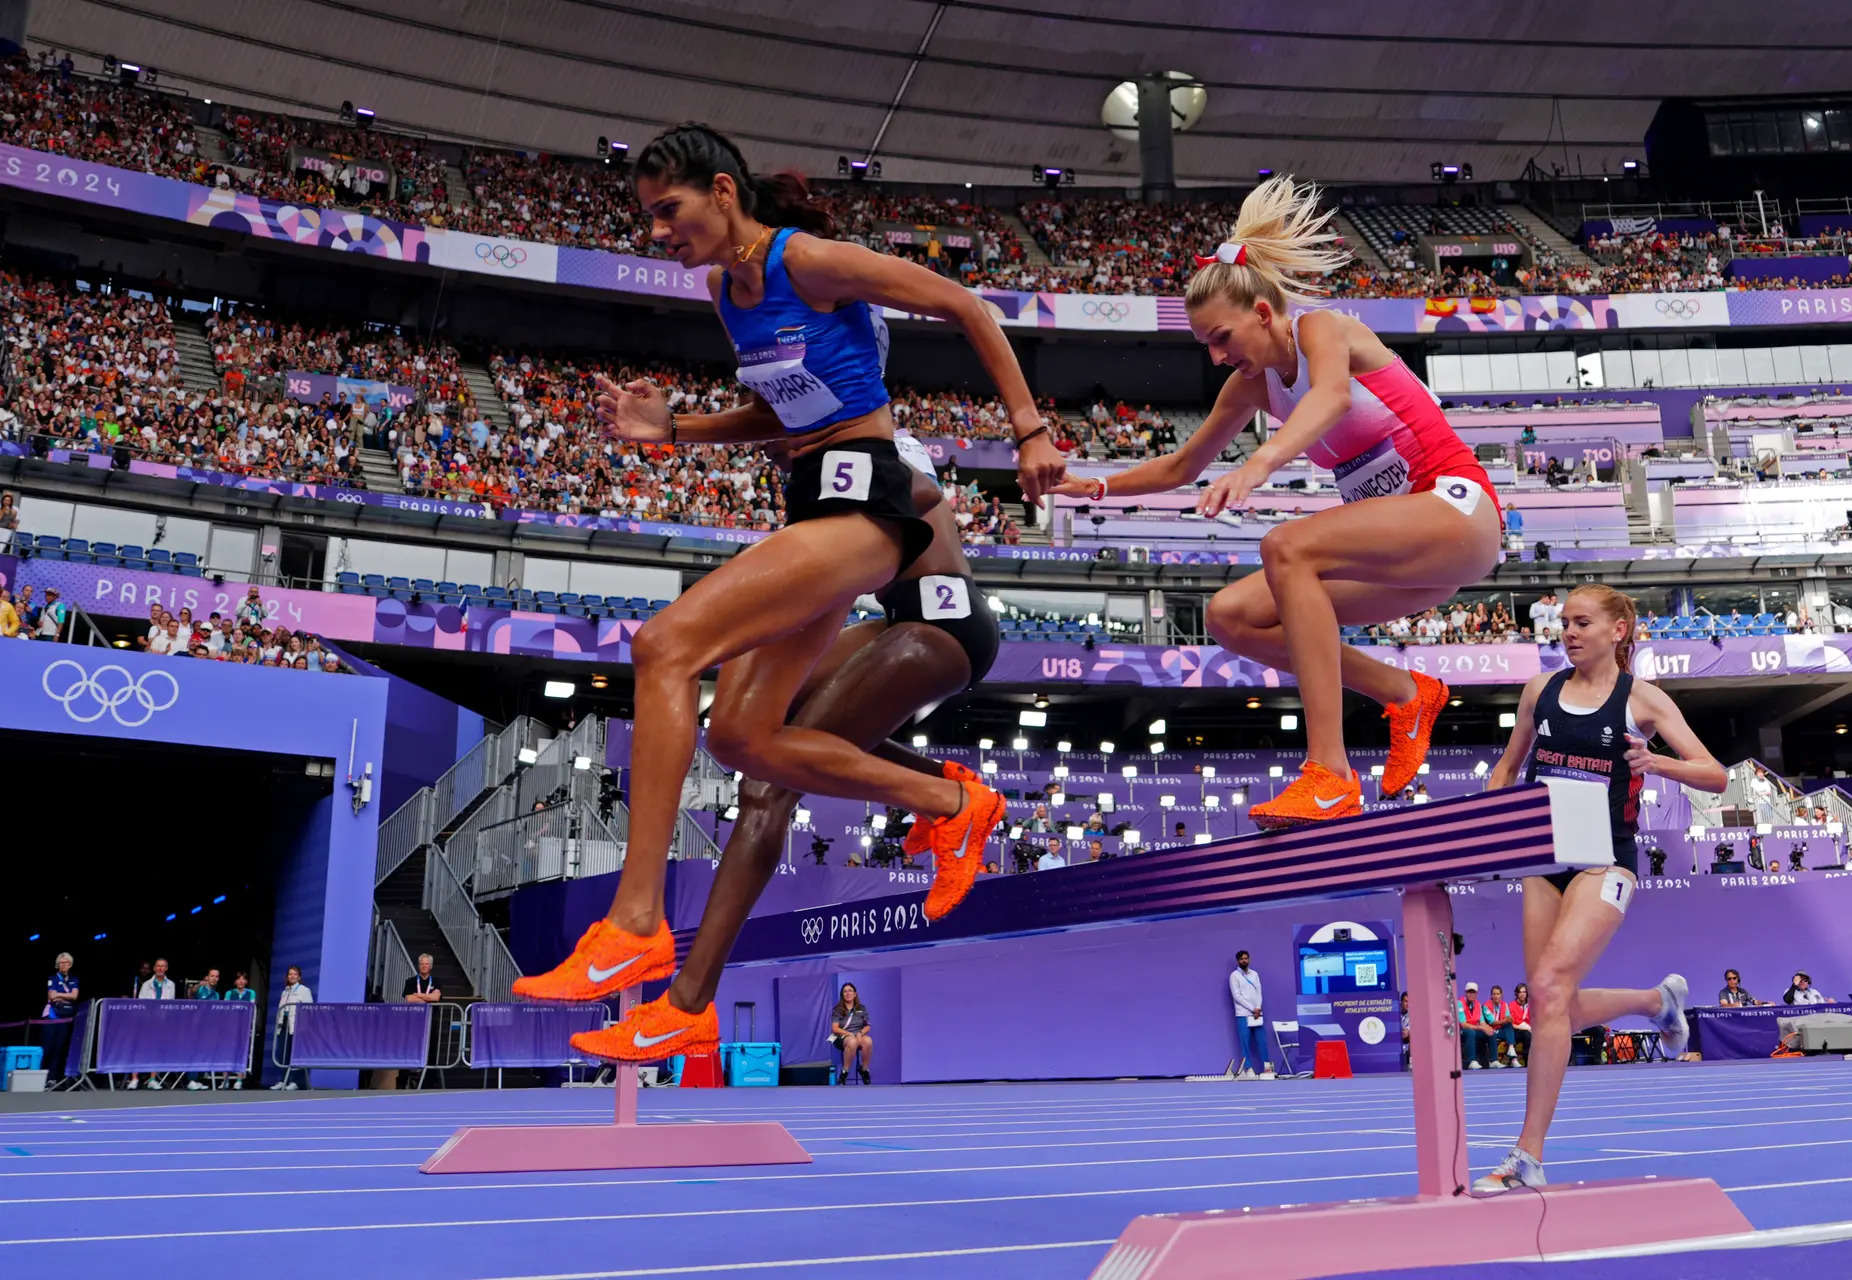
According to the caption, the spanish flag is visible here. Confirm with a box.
[1469,297,1499,314]
[1425,298,1458,317]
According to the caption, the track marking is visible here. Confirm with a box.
[472,1238,1121,1279]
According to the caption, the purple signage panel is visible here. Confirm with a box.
[1293,918,1401,1074]
[125,460,493,518]
[0,143,191,219]
[1688,1003,1843,1060]
[1725,289,1852,326]
[467,1003,607,1068]
[16,558,380,639]
[554,246,713,298]
[182,186,431,263]
[289,1002,431,1068]
[93,998,256,1072]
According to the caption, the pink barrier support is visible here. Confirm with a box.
[420,989,810,1175]
[1088,792,1753,1280]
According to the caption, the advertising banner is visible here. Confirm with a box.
[428,227,562,284]
[289,147,393,191]
[466,1003,607,1068]
[17,558,382,640]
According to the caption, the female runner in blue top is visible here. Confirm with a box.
[516,124,1064,1010]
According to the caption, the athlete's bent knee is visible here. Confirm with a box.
[1258,522,1314,570]
[1527,972,1577,1025]
[631,613,701,677]
[1206,591,1265,650]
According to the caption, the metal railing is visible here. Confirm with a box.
[375,789,433,886]
[514,716,605,814]
[423,847,524,1002]
[671,806,723,862]
[370,912,417,1006]
[474,799,628,897]
[441,784,517,884]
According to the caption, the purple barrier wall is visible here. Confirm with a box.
[16,559,380,642]
[92,999,256,1073]
[1730,257,1852,284]
[289,1003,430,1068]
[467,1003,607,1068]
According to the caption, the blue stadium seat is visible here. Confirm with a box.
[91,541,120,566]
[535,590,558,605]
[483,584,508,599]
[412,578,436,593]
[362,573,387,592]
[436,581,458,595]
[579,594,604,608]
[365,583,391,599]
[458,583,484,598]
[335,571,362,593]
[34,534,65,561]
[386,576,411,592]
[648,599,670,612]
[559,592,580,606]
[118,544,146,567]
[173,551,201,576]
[62,538,90,563]
[146,548,173,570]
[463,595,490,611]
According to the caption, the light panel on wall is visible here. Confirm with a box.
[543,680,575,699]
[1019,709,1048,727]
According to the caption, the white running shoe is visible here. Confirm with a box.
[268,1082,287,1091]
[125,1079,139,1090]
[1259,1068,1276,1079]
[1472,1146,1548,1194]
[1467,1060,1483,1070]
[233,1080,244,1090]
[1653,974,1690,1059]
[284,1081,299,1091]
[146,1080,162,1091]
[186,1081,207,1091]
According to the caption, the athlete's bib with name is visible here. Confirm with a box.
[1330,437,1412,504]
[736,343,844,432]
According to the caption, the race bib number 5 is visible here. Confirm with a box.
[918,574,972,620]
[820,450,873,502]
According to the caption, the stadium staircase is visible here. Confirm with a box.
[170,319,223,399]
[1504,204,1595,270]
[461,362,514,432]
[442,162,469,213]
[354,446,403,493]
[1332,211,1386,269]
[1000,213,1053,269]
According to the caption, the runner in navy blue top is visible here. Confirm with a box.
[1475,585,1725,1194]
[520,124,1064,1048]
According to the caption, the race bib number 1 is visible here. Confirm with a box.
[918,574,972,620]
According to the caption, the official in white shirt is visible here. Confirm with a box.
[1228,951,1271,1078]
[127,958,176,1090]
[271,966,315,1090]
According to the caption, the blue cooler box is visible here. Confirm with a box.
[721,1042,780,1087]
[2,1045,42,1090]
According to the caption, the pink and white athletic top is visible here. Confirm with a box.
[1264,311,1500,516]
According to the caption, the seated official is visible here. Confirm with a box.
[829,983,872,1085]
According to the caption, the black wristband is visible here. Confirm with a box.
[1013,423,1049,449]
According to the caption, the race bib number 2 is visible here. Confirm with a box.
[918,574,972,620]
[820,450,873,502]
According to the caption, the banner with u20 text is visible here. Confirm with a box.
[5,142,1850,336]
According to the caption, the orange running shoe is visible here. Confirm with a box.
[1248,760,1362,831]
[905,761,981,855]
[510,918,675,1002]
[923,778,1006,920]
[1381,671,1450,795]
[570,993,719,1063]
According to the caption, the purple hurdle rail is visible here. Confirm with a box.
[420,988,810,1174]
[1088,778,1749,1280]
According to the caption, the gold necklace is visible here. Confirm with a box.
[733,227,773,264]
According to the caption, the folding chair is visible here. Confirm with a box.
[1270,1019,1314,1079]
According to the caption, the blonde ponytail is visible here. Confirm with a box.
[1184,174,1351,313]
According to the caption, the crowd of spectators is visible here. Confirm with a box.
[1348,593,1839,648]
[1,53,204,183]
[449,150,650,252]
[130,590,351,671]
[218,106,454,227]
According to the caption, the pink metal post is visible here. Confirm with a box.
[422,986,809,1175]
[1401,884,1466,1198]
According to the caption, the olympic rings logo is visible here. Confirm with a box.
[474,242,529,268]
[1654,297,1702,318]
[41,660,180,727]
[1081,300,1131,322]
[800,918,824,945]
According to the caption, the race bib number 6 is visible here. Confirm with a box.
[820,450,873,502]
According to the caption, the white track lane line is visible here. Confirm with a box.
[7,1135,1850,1247]
[471,1239,1121,1280]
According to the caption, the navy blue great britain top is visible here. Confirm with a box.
[717,227,891,434]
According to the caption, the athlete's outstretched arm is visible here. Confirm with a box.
[1486,673,1548,790]
[1043,374,1262,501]
[781,235,1066,503]
[1626,682,1727,793]
[592,375,786,446]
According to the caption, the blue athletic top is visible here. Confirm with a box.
[717,227,890,434]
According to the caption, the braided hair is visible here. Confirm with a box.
[634,123,833,238]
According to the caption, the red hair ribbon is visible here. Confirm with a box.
[1193,243,1247,268]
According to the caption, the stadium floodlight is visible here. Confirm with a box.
[1205,795,1221,808]
[1149,741,1165,754]
[1009,825,1024,840]
[979,738,995,751]
[517,747,540,766]
[1012,736,1029,751]
[794,808,811,825]
[1202,766,1217,779]
[1053,764,1069,779]
[1232,789,1247,805]
[1417,762,1431,775]
[1149,718,1167,736]
[1057,740,1073,754]
[573,756,592,771]
[982,760,998,774]
[1123,829,1142,845]
[1121,764,1138,778]
[1498,712,1517,728]
[1160,794,1177,808]
[1268,766,1284,779]
[543,679,575,699]
[1473,760,1491,777]
[1280,713,1299,731]
[1020,709,1048,727]
[1051,791,1066,805]
[861,835,872,847]
[912,734,928,747]
[1099,740,1116,755]
[1621,158,1639,174]
[723,805,739,821]
[871,814,887,831]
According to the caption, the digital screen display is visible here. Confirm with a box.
[1298,945,1393,996]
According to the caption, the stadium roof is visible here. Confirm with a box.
[27,0,1852,187]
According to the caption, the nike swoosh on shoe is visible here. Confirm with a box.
[632,1028,683,1049]
[587,955,644,984]
[1314,792,1352,809]
[1406,711,1423,741]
